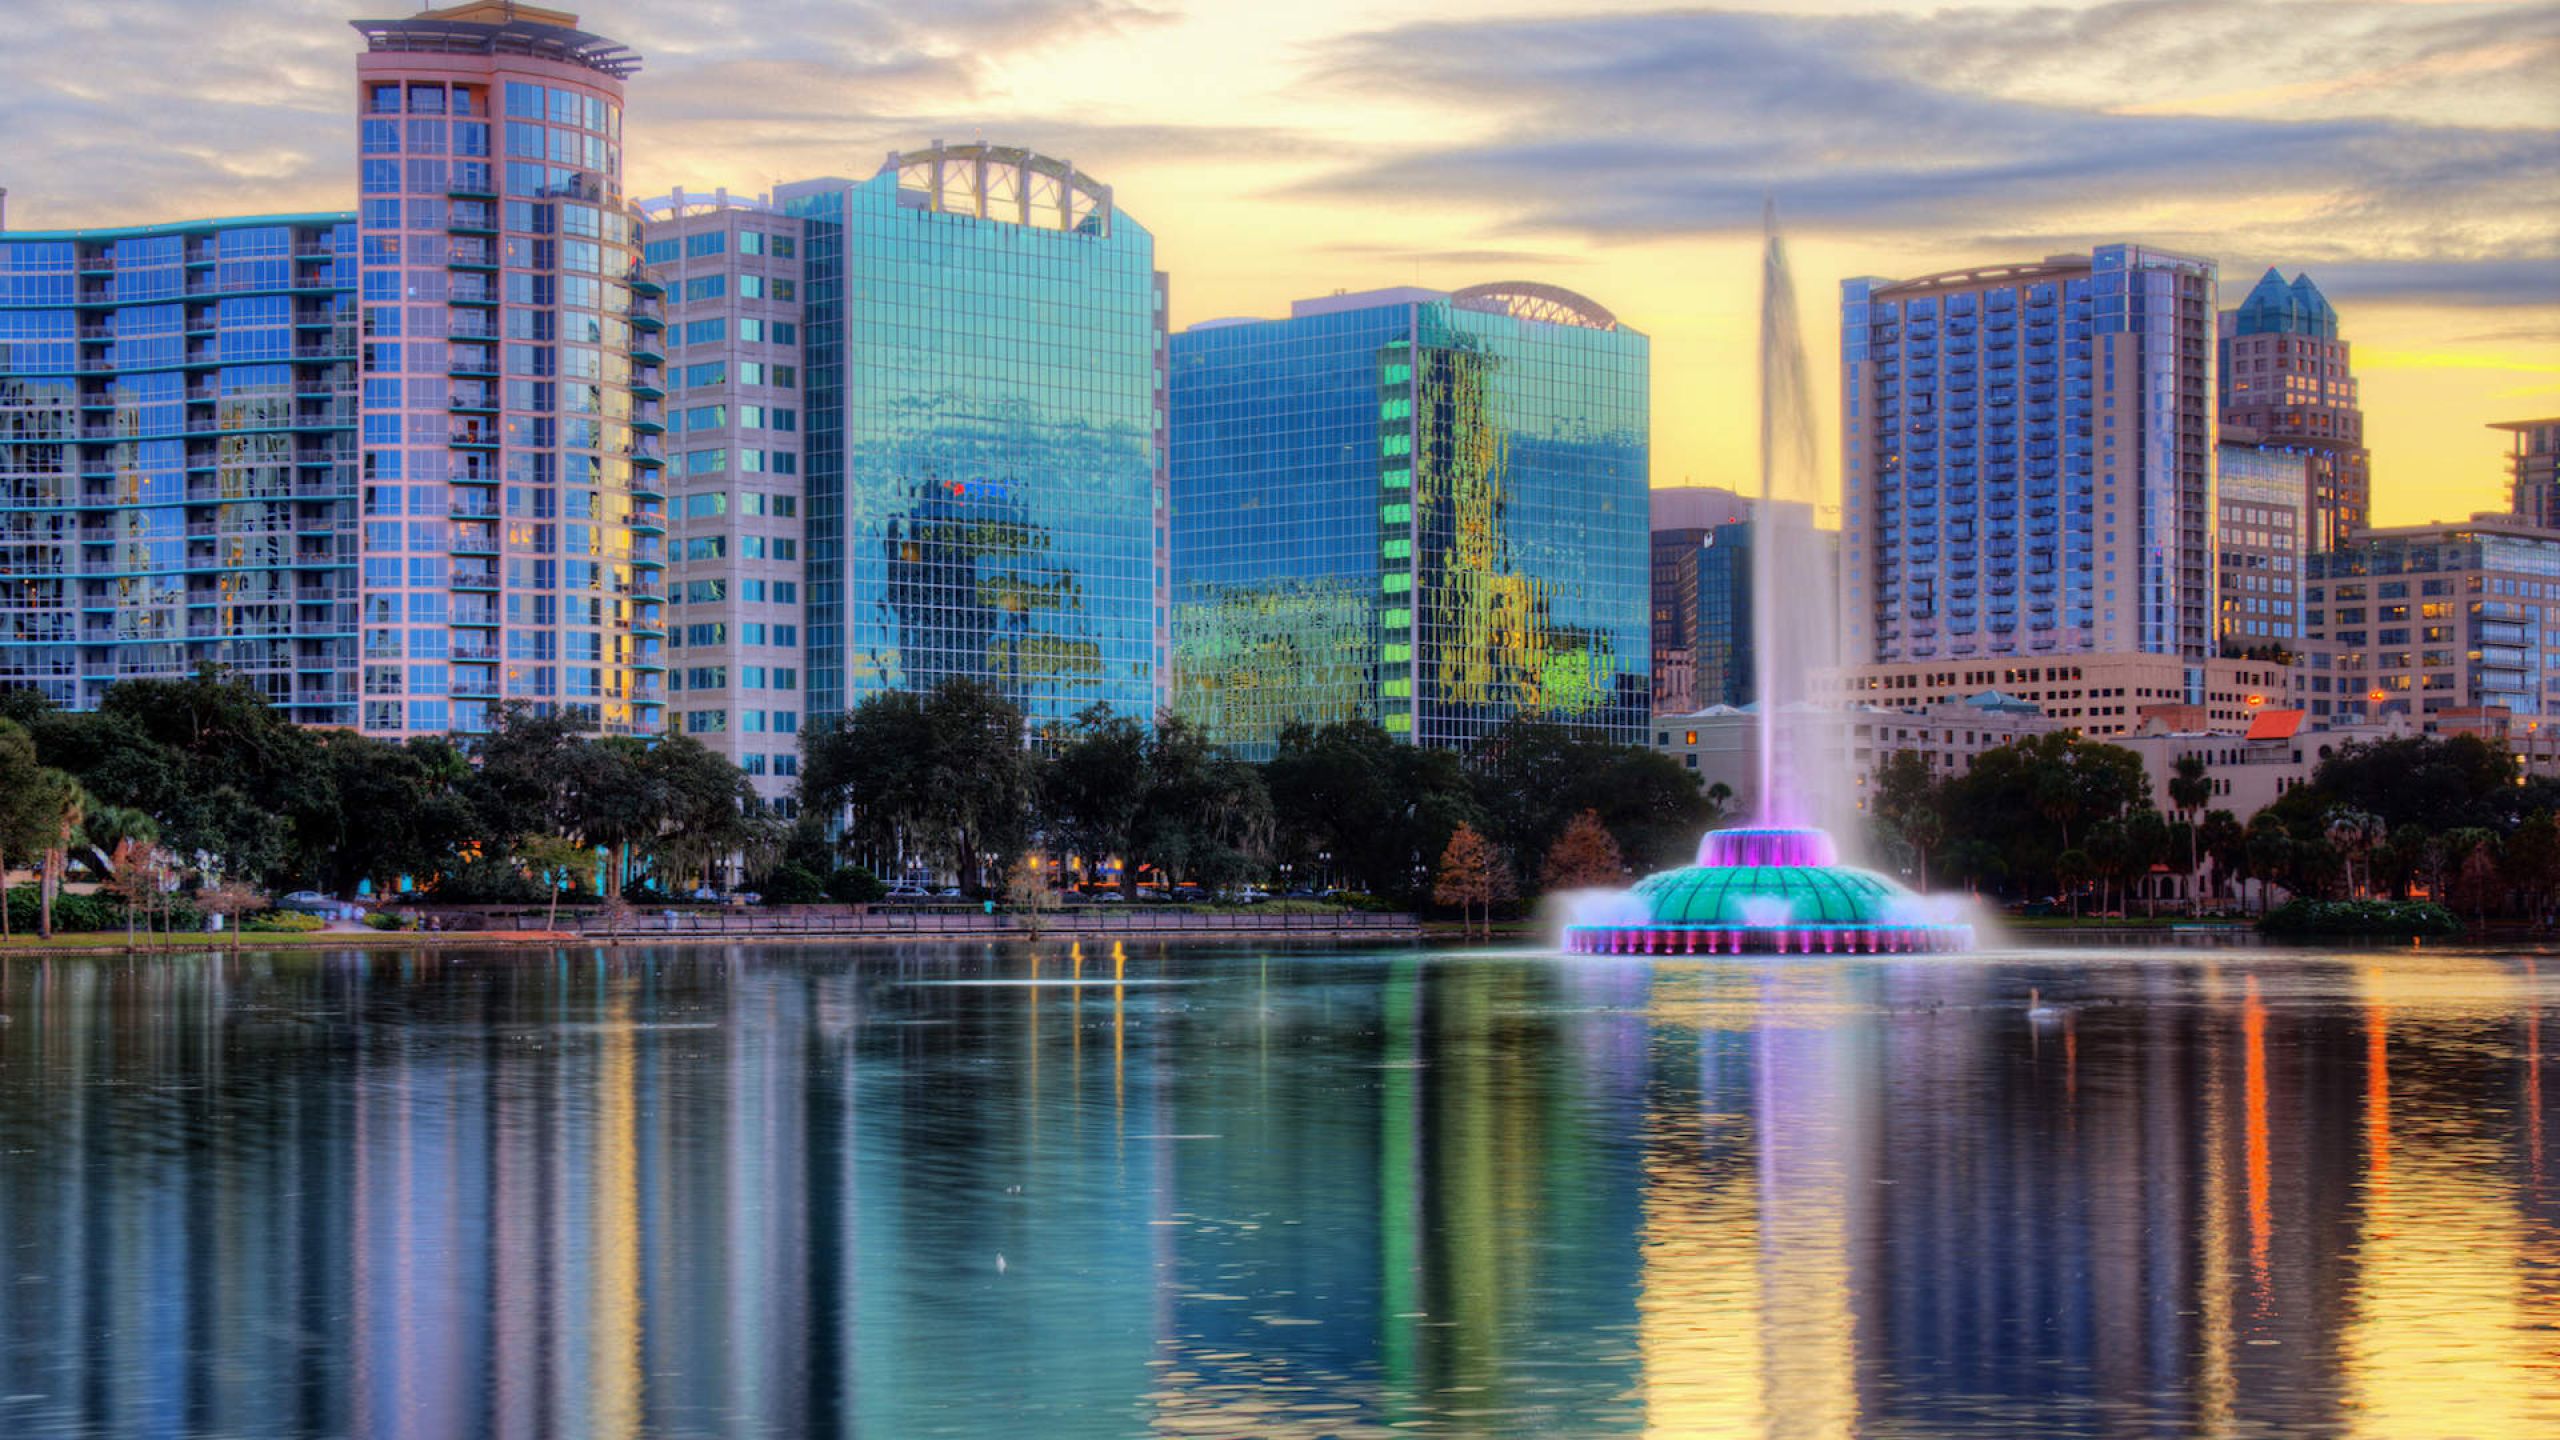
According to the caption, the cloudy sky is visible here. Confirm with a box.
[5,0,2553,522]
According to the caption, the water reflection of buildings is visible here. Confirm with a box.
[3,948,2558,1436]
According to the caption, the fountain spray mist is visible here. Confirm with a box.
[1753,201,1844,833]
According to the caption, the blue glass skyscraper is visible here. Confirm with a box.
[1,214,360,719]
[1841,244,2217,667]
[1170,284,1650,756]
[779,144,1167,730]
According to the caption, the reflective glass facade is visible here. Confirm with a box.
[2215,441,2307,652]
[2219,269,2366,551]
[780,147,1166,730]
[0,215,360,718]
[353,12,663,738]
[1171,288,1650,756]
[1842,244,2216,667]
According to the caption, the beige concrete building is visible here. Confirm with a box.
[636,190,807,809]
[1649,695,2060,818]
[1812,653,2290,737]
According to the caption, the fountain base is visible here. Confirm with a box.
[1561,826,1976,957]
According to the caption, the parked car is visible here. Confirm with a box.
[934,887,964,899]
[1094,889,1126,904]
[884,885,931,901]
[278,890,339,916]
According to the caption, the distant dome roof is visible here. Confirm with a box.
[2232,267,2339,340]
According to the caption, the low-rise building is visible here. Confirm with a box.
[2299,514,2560,726]
[1812,653,2289,737]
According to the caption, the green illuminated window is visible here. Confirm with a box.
[1381,467,1410,489]
[1383,608,1410,628]
[1382,573,1411,594]
[1381,503,1410,524]
[1383,642,1410,662]
[1382,538,1409,560]
[1380,433,1411,456]
[1382,362,1410,386]
[1380,397,1410,420]
[1383,679,1410,697]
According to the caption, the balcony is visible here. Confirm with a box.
[452,562,500,591]
[449,424,500,450]
[447,204,498,235]
[446,240,498,271]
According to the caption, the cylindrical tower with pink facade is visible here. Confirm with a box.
[351,4,664,739]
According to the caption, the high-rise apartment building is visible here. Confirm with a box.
[2300,515,2560,724]
[350,4,663,738]
[636,190,808,807]
[1841,245,2217,667]
[2493,416,2560,530]
[775,145,1167,732]
[2214,434,2307,656]
[0,214,360,718]
[2219,269,2367,551]
[1170,284,1650,756]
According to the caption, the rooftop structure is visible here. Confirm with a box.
[2219,269,2366,551]
[2492,417,2560,531]
[349,2,641,78]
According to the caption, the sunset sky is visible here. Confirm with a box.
[4,0,2552,524]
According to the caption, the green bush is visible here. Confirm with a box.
[823,866,887,905]
[5,886,128,933]
[2260,898,2460,939]
[760,863,826,906]
[1330,890,1398,913]
[363,911,408,931]
[433,856,545,905]
[243,910,325,933]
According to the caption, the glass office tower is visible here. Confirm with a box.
[779,143,1168,730]
[0,214,360,719]
[351,4,662,738]
[2219,269,2367,552]
[1170,284,1650,757]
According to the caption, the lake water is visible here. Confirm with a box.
[2,938,2556,1438]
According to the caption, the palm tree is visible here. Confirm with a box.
[33,770,88,940]
[2324,806,2385,898]
[2167,754,2212,912]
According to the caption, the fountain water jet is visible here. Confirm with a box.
[1561,204,1974,957]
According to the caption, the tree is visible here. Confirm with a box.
[515,832,597,933]
[2055,848,2093,917]
[197,879,267,954]
[2503,810,2560,927]
[1432,823,1514,939]
[2123,808,2174,918]
[2168,753,2212,906]
[2199,809,2246,908]
[1540,809,1626,892]
[0,719,51,943]
[2245,813,2293,915]
[31,769,87,940]
[1038,705,1147,895]
[1269,720,1480,901]
[1006,858,1062,937]
[800,678,1032,893]
[2325,807,2385,899]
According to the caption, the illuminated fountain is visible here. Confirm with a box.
[1563,204,1975,957]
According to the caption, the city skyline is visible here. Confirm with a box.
[2,0,2550,528]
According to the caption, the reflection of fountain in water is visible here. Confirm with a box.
[1558,204,1977,956]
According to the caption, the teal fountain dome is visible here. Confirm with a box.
[1563,826,1974,956]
